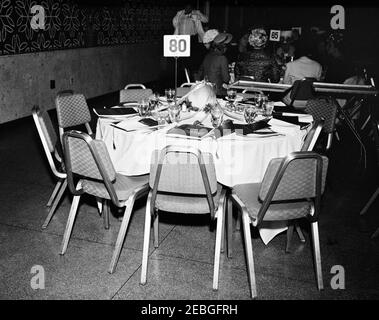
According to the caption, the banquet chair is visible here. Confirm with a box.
[32,106,67,229]
[284,78,316,109]
[305,97,338,150]
[176,83,194,97]
[60,131,149,273]
[242,88,264,98]
[55,93,93,142]
[360,120,379,238]
[119,84,153,104]
[140,146,227,291]
[229,151,328,298]
[284,119,325,250]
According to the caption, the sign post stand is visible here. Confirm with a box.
[163,35,191,107]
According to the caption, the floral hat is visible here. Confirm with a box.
[203,29,219,44]
[248,28,268,49]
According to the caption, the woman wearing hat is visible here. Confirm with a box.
[235,28,280,83]
[196,32,233,96]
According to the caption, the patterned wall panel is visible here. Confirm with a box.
[0,0,179,55]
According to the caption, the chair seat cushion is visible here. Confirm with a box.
[155,183,223,214]
[81,174,149,201]
[233,183,311,222]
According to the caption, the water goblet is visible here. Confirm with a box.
[138,99,149,117]
[165,89,175,103]
[168,103,181,123]
[244,105,257,124]
[210,104,224,128]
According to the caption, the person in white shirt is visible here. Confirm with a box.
[172,3,209,82]
[283,41,322,85]
[173,3,208,42]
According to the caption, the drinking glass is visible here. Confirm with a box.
[255,94,268,113]
[226,89,237,101]
[244,105,257,124]
[168,104,181,123]
[210,104,224,128]
[263,101,274,118]
[165,89,175,103]
[138,99,149,117]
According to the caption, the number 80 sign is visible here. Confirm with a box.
[164,35,191,57]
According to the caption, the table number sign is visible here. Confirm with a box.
[269,30,281,42]
[163,35,191,57]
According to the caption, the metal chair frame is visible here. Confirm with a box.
[32,106,67,229]
[61,131,149,273]
[140,145,227,291]
[229,151,325,298]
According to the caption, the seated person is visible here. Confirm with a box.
[282,40,323,109]
[196,33,232,96]
[234,28,281,83]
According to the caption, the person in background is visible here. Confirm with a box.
[235,28,280,83]
[283,39,322,85]
[324,32,354,83]
[196,33,233,96]
[173,3,208,81]
[202,29,219,50]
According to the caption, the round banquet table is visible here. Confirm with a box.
[95,106,309,244]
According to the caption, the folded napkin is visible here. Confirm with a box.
[93,107,137,117]
[167,124,213,138]
[234,119,271,135]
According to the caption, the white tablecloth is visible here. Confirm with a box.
[96,109,309,244]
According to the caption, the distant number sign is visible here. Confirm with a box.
[269,30,281,42]
[164,35,190,57]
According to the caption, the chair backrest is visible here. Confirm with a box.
[180,82,195,88]
[301,120,324,151]
[176,86,191,97]
[119,88,153,103]
[32,106,66,179]
[305,97,338,134]
[149,146,218,214]
[124,83,146,89]
[242,88,264,96]
[55,93,92,131]
[256,151,328,224]
[288,78,316,105]
[62,131,119,203]
[372,119,379,169]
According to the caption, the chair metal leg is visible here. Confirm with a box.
[286,224,294,253]
[103,200,110,230]
[242,210,257,299]
[141,192,152,285]
[227,197,233,258]
[326,133,333,150]
[46,179,63,207]
[60,183,82,255]
[42,179,67,229]
[310,221,324,290]
[371,227,379,239]
[360,187,379,215]
[235,210,241,231]
[221,207,225,254]
[153,210,159,248]
[109,201,134,274]
[212,206,224,291]
[96,197,103,215]
[295,221,306,243]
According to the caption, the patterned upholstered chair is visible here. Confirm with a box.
[140,146,227,291]
[119,84,153,103]
[55,93,93,142]
[229,151,329,298]
[61,131,149,273]
[305,97,338,150]
[242,88,264,98]
[175,83,195,98]
[32,106,67,229]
